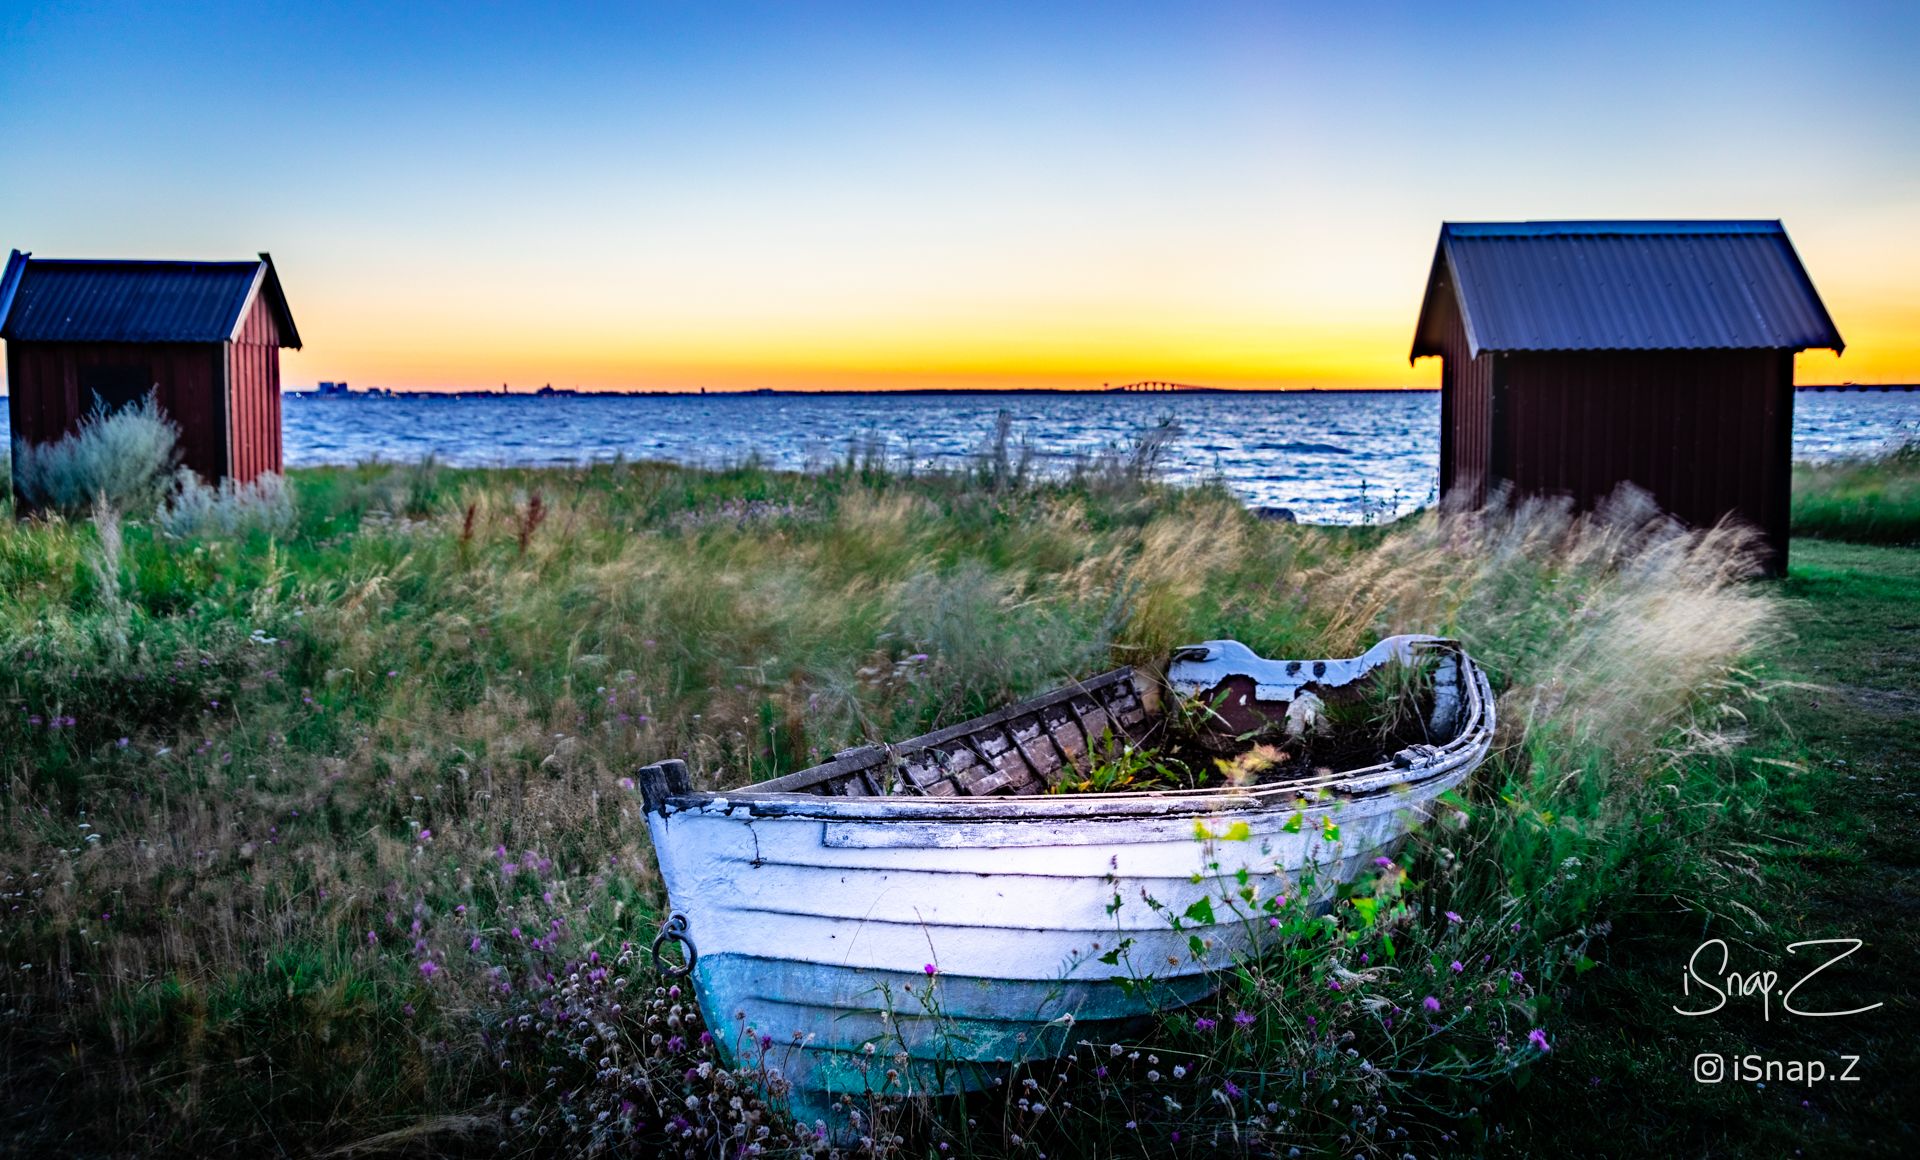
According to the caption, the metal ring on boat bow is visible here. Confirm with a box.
[650,911,697,978]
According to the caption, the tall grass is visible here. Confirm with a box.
[1792,438,1920,544]
[0,441,1782,1156]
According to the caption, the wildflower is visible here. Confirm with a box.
[418,959,439,979]
[116,737,130,749]
[1445,910,1462,923]
[1171,1065,1187,1079]
[924,963,938,977]
[1267,917,1280,929]
[1222,1079,1243,1099]
[1450,960,1464,973]
[1194,1016,1218,1032]
[1233,1009,1256,1029]
[1423,996,1441,1013]
[1528,1028,1551,1053]
[1510,969,1524,984]
[1373,856,1392,868]
[1328,978,1341,991]
[367,931,379,946]
[418,828,432,842]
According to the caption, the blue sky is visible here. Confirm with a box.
[3,2,1916,389]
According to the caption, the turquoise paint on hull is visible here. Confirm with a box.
[691,951,1220,1130]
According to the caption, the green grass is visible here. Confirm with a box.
[0,457,1908,1157]
[1489,539,1920,1158]
[1793,440,1920,545]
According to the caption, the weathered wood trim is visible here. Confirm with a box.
[635,648,1494,824]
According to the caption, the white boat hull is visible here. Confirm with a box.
[636,638,1495,1130]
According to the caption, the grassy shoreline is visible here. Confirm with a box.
[1,456,1914,1157]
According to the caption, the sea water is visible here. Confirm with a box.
[6,390,1916,524]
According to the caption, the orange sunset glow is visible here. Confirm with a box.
[5,5,1918,393]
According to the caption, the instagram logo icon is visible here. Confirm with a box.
[1694,1053,1725,1084]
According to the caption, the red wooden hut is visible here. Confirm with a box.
[1,250,301,499]
[1410,220,1843,575]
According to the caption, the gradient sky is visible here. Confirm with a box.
[3,1,1917,391]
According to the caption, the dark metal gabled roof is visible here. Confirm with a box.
[0,250,301,348]
[1410,220,1842,362]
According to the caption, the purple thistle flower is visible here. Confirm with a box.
[1445,910,1462,923]
[1233,1009,1256,1029]
[1529,1028,1551,1053]
[1510,969,1525,984]
[1423,995,1441,1013]
[1450,960,1465,973]
[419,960,439,978]
[924,963,938,977]
[1194,1016,1218,1032]
[367,931,378,945]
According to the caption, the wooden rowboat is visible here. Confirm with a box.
[635,634,1494,1132]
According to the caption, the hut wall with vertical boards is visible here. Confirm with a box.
[1411,221,1843,576]
[1,250,300,502]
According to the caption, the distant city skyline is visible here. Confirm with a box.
[3,2,1917,393]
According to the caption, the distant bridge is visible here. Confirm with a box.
[1108,381,1217,393]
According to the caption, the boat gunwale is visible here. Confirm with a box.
[644,643,1495,823]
